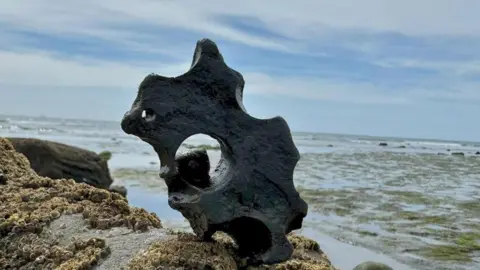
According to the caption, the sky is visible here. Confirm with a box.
[1,0,480,141]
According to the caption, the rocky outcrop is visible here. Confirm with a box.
[0,138,337,269]
[121,38,308,265]
[378,143,388,147]
[7,137,125,196]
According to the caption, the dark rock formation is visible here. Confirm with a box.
[378,142,388,147]
[7,137,114,189]
[397,145,406,149]
[0,169,6,185]
[175,149,212,189]
[120,38,308,265]
[451,152,465,156]
[475,151,480,155]
[353,261,393,270]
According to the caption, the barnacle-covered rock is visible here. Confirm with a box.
[0,137,160,269]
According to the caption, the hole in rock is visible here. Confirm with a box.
[176,134,223,189]
[216,216,272,256]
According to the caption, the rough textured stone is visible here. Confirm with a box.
[7,137,115,190]
[0,137,162,269]
[121,38,309,265]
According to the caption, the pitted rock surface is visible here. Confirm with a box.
[121,38,308,265]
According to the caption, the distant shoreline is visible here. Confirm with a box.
[1,113,479,144]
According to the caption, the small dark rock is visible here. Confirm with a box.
[109,185,127,197]
[447,149,451,152]
[475,151,480,155]
[0,171,6,185]
[175,149,212,189]
[451,152,465,156]
[353,261,393,270]
[397,145,406,148]
[327,144,334,147]
[379,142,388,147]
[437,153,447,156]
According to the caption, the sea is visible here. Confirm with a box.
[1,114,479,270]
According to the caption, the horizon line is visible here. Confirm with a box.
[1,113,478,144]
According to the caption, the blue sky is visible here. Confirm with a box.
[1,0,480,141]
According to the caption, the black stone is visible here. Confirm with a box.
[121,38,308,265]
[175,149,212,189]
[0,170,6,185]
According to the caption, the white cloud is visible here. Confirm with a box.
[373,58,480,76]
[1,0,480,107]
[0,50,191,88]
[4,49,480,106]
[0,49,390,104]
[408,85,480,102]
[2,0,480,52]
[243,73,410,105]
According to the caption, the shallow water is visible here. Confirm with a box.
[2,114,480,270]
[125,187,190,230]
[126,186,413,270]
